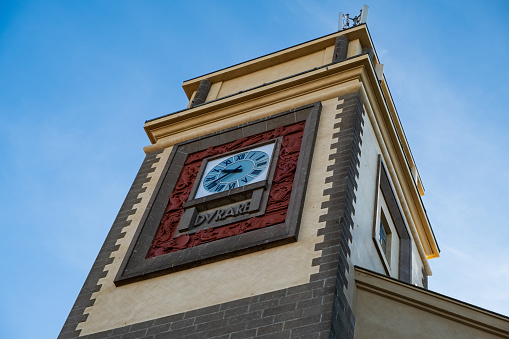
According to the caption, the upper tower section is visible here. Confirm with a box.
[143,23,438,260]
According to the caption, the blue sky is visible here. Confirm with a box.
[1,1,508,338]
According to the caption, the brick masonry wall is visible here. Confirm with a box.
[58,93,365,339]
[322,93,364,338]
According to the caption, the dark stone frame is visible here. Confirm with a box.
[372,155,412,283]
[114,102,322,286]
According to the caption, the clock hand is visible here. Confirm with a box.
[211,166,242,184]
[221,168,243,173]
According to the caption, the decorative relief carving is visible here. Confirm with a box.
[146,121,305,258]
[166,164,200,211]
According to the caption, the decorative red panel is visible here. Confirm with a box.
[147,122,305,258]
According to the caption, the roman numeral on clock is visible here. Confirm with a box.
[247,151,258,159]
[205,182,218,191]
[250,169,263,176]
[234,153,246,161]
[214,184,226,192]
[221,158,233,166]
[240,176,254,183]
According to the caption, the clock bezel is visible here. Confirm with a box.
[197,142,275,197]
[188,138,281,202]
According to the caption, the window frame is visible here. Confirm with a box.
[372,155,412,283]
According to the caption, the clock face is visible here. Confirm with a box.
[194,143,275,199]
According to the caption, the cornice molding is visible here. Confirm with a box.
[144,58,365,149]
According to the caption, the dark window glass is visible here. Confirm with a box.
[379,219,387,255]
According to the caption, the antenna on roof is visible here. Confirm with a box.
[339,4,369,31]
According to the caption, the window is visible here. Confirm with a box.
[373,156,412,283]
[379,212,390,259]
[376,195,399,274]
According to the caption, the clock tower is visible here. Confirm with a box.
[59,14,509,339]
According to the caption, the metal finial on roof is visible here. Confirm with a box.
[339,4,369,31]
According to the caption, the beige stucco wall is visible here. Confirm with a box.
[76,97,342,336]
[350,108,385,276]
[411,242,424,283]
[350,107,426,286]
[206,39,364,103]
[347,39,363,59]
[356,289,506,339]
[215,50,329,100]
[354,268,509,339]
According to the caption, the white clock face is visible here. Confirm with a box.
[194,143,275,199]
